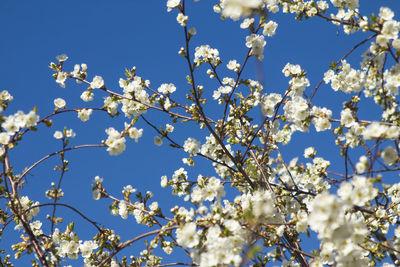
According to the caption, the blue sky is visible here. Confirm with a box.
[1,0,400,265]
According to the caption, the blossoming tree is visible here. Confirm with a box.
[1,0,400,266]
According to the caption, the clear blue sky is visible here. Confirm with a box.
[1,0,400,265]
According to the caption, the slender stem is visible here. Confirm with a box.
[18,144,104,183]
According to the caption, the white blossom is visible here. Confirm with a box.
[80,90,94,102]
[77,109,93,122]
[177,13,188,27]
[54,98,66,109]
[0,132,10,145]
[105,127,126,155]
[183,137,201,155]
[263,21,278,36]
[167,0,180,11]
[56,72,67,88]
[90,75,104,89]
[176,222,199,248]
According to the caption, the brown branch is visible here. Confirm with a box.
[98,226,177,267]
[3,149,49,266]
[180,3,255,188]
[26,203,104,233]
[17,144,104,183]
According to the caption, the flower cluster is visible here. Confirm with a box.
[261,93,282,117]
[190,176,225,203]
[194,45,220,66]
[2,109,39,135]
[158,83,176,95]
[52,228,99,261]
[119,75,152,118]
[308,190,371,266]
[245,34,266,60]
[104,127,126,155]
[77,109,93,122]
[324,60,366,93]
[183,137,201,155]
